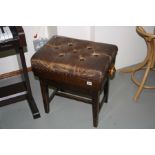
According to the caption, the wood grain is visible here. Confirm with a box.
[0,67,32,80]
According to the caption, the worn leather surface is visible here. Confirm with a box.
[31,35,118,91]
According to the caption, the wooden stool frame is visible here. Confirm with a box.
[39,77,109,127]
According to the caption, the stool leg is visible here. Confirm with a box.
[104,78,109,103]
[39,79,49,113]
[92,92,99,127]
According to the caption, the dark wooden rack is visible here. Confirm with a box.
[0,26,40,119]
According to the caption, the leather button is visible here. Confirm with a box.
[87,46,92,50]
[59,53,65,57]
[92,53,99,57]
[68,42,73,46]
[79,56,85,61]
[73,49,77,53]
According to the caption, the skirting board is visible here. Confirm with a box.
[0,67,32,80]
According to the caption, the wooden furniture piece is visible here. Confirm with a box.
[120,26,155,101]
[0,26,40,119]
[31,35,118,127]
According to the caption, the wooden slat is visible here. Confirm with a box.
[0,82,27,98]
[0,67,32,80]
[56,91,92,104]
[0,94,27,107]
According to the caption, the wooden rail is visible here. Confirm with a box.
[0,67,32,80]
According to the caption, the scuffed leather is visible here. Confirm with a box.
[31,35,118,89]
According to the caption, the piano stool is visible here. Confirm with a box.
[0,26,40,119]
[31,36,118,127]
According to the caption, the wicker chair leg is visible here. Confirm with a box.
[133,61,152,101]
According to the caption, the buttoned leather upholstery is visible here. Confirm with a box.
[31,36,118,92]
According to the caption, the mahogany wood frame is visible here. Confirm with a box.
[39,76,109,127]
[0,27,40,119]
[0,47,40,119]
[0,67,32,80]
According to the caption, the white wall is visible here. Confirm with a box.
[23,26,49,67]
[57,26,154,69]
[47,26,57,38]
[94,26,154,69]
[0,26,154,74]
[57,26,90,40]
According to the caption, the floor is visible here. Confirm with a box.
[0,70,155,129]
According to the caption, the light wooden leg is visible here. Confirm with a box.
[120,27,155,101]
[133,61,152,101]
[120,62,146,73]
[131,70,155,89]
[119,48,151,73]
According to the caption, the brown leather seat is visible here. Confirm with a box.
[31,36,117,91]
[31,35,118,127]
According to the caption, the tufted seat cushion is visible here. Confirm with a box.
[31,36,118,92]
[31,35,118,127]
